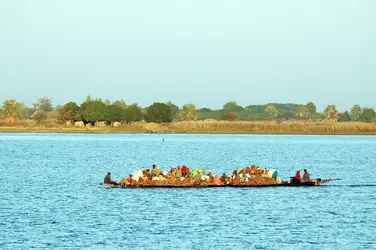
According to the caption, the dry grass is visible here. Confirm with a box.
[0,119,376,135]
[168,121,376,134]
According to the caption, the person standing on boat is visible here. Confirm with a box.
[104,172,112,184]
[302,169,311,182]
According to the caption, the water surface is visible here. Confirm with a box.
[0,134,375,249]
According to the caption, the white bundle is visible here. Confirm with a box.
[132,169,144,182]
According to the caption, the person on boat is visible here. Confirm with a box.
[220,173,226,183]
[293,170,301,183]
[233,170,240,185]
[302,169,311,182]
[127,174,133,184]
[208,172,214,183]
[104,172,112,184]
[181,165,188,177]
[176,166,182,179]
[151,164,161,178]
[193,171,201,184]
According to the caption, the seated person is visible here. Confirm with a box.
[127,174,133,184]
[104,172,112,184]
[302,169,311,182]
[181,165,188,177]
[193,172,202,184]
[220,173,227,183]
[291,170,301,183]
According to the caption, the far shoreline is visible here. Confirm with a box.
[1,126,376,136]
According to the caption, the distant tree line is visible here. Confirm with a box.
[0,96,375,125]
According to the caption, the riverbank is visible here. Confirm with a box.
[1,120,376,135]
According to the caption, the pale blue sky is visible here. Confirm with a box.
[0,0,375,112]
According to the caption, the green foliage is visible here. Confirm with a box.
[221,112,237,121]
[198,110,221,120]
[33,97,53,112]
[104,99,111,106]
[125,104,143,122]
[80,100,107,122]
[324,105,339,123]
[298,106,309,121]
[359,108,375,123]
[277,111,296,120]
[339,111,351,122]
[306,102,316,116]
[350,104,361,121]
[265,105,278,120]
[31,110,47,123]
[1,99,22,122]
[179,104,198,121]
[198,108,211,112]
[146,102,172,123]
[106,104,125,123]
[86,95,93,103]
[19,103,33,119]
[58,102,81,122]
[167,101,179,119]
[223,101,244,112]
[113,99,127,109]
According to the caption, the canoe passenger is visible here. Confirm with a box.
[302,169,311,182]
[181,165,188,177]
[220,173,226,183]
[295,170,301,182]
[193,171,201,184]
[104,172,112,184]
[176,166,182,179]
[152,164,161,177]
[127,174,133,184]
[233,170,240,185]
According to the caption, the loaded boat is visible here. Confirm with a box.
[102,165,341,188]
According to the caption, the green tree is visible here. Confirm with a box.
[104,99,111,106]
[167,101,179,118]
[277,111,295,120]
[265,105,278,120]
[85,95,93,103]
[179,104,198,121]
[324,105,339,123]
[19,103,33,120]
[359,108,375,123]
[33,97,53,112]
[113,99,127,109]
[81,100,107,122]
[1,99,22,122]
[298,106,309,121]
[221,112,237,121]
[223,101,244,112]
[199,108,212,112]
[106,104,126,124]
[306,102,316,119]
[350,104,362,121]
[31,110,47,124]
[125,104,143,122]
[58,102,81,123]
[146,102,172,123]
[339,111,351,122]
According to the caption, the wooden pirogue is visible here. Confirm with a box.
[103,178,340,188]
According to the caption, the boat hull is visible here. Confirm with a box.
[103,179,331,188]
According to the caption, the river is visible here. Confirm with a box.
[0,133,375,249]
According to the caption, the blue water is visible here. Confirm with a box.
[1,133,376,249]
